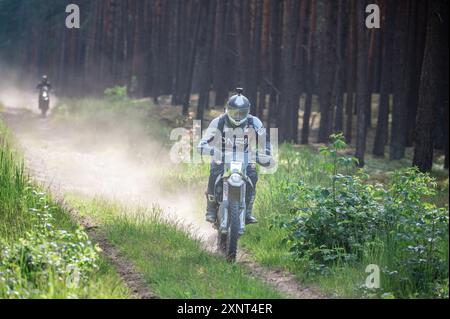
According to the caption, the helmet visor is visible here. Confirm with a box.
[228,107,249,123]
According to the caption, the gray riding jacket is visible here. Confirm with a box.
[197,114,273,166]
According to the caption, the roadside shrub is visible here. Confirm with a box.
[282,175,385,269]
[104,85,128,101]
[382,169,449,295]
[280,134,378,270]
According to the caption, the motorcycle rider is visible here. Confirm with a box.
[36,75,51,116]
[36,75,52,91]
[197,88,273,225]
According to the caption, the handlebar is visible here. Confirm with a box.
[209,146,273,166]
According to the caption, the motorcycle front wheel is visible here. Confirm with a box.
[225,201,241,262]
[39,102,49,117]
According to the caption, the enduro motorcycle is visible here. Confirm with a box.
[38,86,50,117]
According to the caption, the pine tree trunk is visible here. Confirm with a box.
[405,0,421,146]
[355,0,369,167]
[390,1,410,160]
[413,0,448,172]
[373,0,395,156]
[197,0,216,123]
[278,0,300,143]
[317,0,337,143]
[268,0,283,128]
[301,0,316,145]
[333,0,346,133]
[182,0,204,116]
[345,0,356,144]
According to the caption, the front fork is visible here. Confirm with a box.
[219,180,246,235]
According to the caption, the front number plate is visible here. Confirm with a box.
[230,161,242,173]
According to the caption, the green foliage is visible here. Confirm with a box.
[0,192,100,298]
[129,75,139,97]
[281,134,378,271]
[277,134,449,297]
[433,278,449,299]
[104,86,128,101]
[382,169,449,295]
[1,125,33,240]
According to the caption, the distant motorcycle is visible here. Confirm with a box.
[38,85,50,117]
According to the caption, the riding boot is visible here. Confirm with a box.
[205,192,217,223]
[245,191,258,224]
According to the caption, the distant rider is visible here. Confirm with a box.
[36,75,52,91]
[197,88,274,225]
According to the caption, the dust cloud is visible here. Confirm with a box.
[0,82,216,245]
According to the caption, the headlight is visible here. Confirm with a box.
[231,174,241,183]
[228,173,244,187]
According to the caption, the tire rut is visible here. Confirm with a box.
[53,193,158,299]
[237,250,325,299]
[201,233,325,299]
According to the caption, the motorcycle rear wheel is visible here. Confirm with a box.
[218,232,227,255]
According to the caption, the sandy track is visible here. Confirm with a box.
[2,108,323,299]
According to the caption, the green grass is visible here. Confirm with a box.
[65,195,284,299]
[0,120,131,299]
